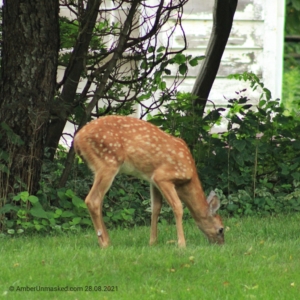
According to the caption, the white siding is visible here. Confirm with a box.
[165,0,285,105]
[59,0,285,145]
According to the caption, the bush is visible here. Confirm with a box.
[1,72,300,234]
[148,72,300,216]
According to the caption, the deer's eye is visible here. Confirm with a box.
[218,228,224,235]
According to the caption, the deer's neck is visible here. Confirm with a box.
[177,175,209,222]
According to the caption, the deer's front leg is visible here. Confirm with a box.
[85,169,118,248]
[153,177,186,248]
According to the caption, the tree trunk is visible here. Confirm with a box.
[192,0,237,116]
[45,0,101,160]
[0,0,59,198]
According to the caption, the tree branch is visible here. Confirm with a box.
[191,0,237,117]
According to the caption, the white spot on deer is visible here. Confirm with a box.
[178,152,184,158]
[167,156,174,164]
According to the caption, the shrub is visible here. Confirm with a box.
[1,72,300,234]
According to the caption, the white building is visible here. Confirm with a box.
[60,0,285,145]
[169,0,285,105]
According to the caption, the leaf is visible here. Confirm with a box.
[61,211,75,218]
[227,203,238,211]
[243,104,253,110]
[57,191,67,201]
[0,204,18,214]
[292,141,300,150]
[72,195,84,208]
[233,140,246,152]
[126,208,135,214]
[189,57,202,67]
[238,97,248,104]
[19,191,29,202]
[70,217,82,225]
[55,209,63,216]
[28,195,39,204]
[158,81,167,90]
[65,189,75,198]
[30,206,48,219]
[157,46,166,52]
[148,46,155,53]
[164,68,171,75]
[173,53,186,64]
[234,153,245,167]
[179,63,187,75]
[258,99,266,107]
[41,219,49,226]
[292,172,300,180]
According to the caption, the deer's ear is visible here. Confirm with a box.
[207,191,220,215]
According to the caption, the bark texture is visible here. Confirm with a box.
[0,0,59,197]
[192,0,237,116]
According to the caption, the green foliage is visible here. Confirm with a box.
[285,0,300,69]
[0,188,92,234]
[148,72,300,217]
[2,70,300,232]
[282,67,300,116]
[283,1,300,119]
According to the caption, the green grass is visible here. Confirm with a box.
[1,214,300,299]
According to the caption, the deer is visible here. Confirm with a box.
[73,115,224,248]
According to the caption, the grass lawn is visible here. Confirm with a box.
[1,214,300,300]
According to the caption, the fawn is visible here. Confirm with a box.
[74,115,224,247]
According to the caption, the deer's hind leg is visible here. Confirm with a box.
[149,184,163,245]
